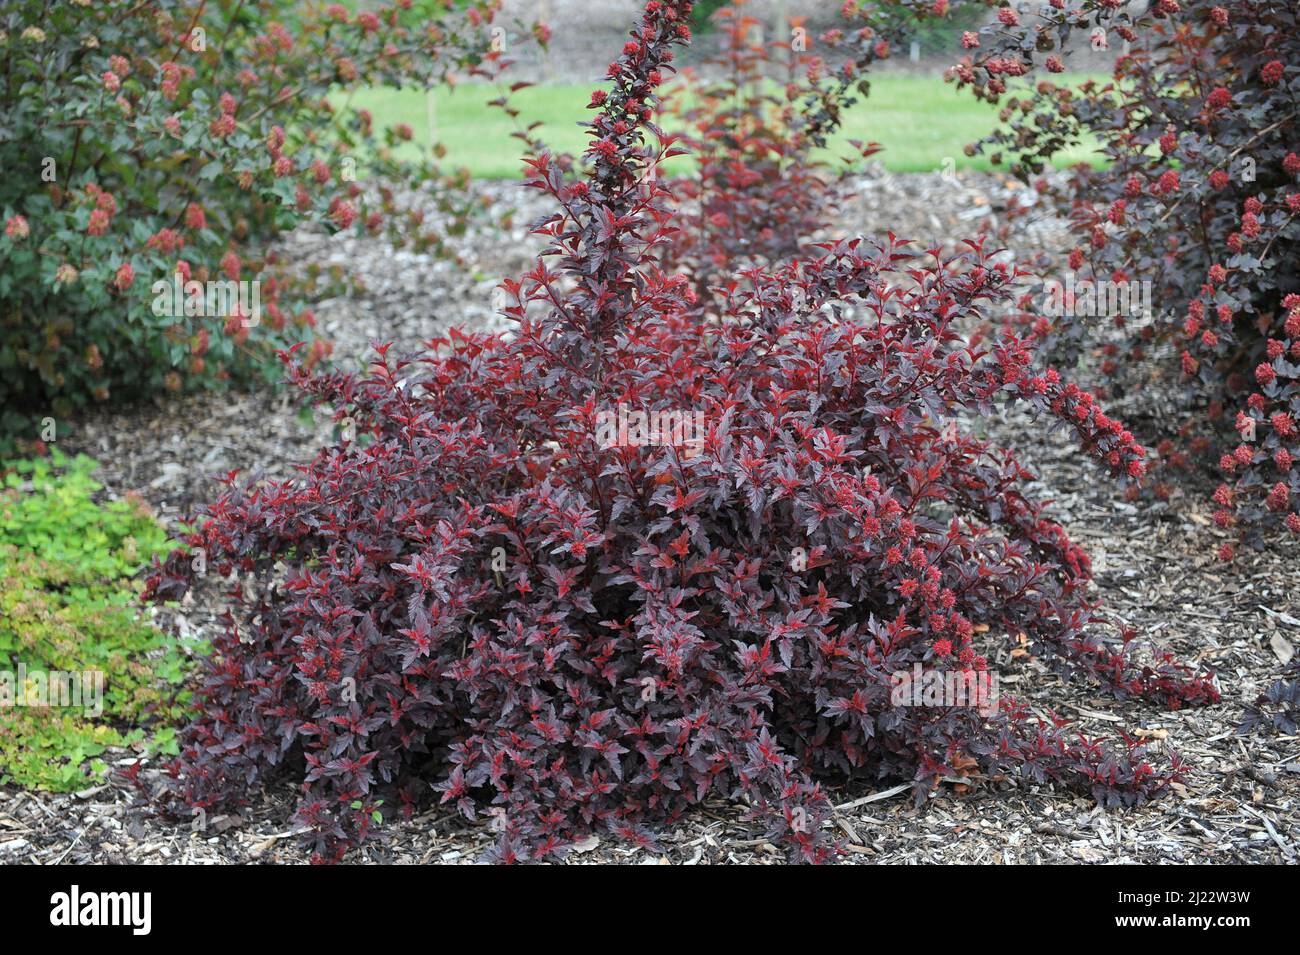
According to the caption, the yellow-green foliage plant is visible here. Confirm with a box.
[0,451,190,790]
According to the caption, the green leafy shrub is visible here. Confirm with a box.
[0,452,187,790]
[0,0,530,451]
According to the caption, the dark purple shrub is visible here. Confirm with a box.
[144,0,1218,864]
[1239,659,1300,736]
[654,0,970,313]
[945,0,1300,555]
[656,0,881,300]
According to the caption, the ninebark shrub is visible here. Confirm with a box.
[500,1,935,308]
[144,0,1218,864]
[656,0,966,312]
[0,0,527,448]
[1240,659,1300,735]
[946,0,1300,554]
[656,0,881,301]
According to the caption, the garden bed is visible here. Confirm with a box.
[2,168,1294,864]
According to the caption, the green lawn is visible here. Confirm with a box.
[339,74,1105,179]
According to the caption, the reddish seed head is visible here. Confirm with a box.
[1267,483,1290,511]
[209,114,236,138]
[114,262,135,291]
[87,208,110,236]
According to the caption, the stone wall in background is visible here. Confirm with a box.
[497,0,935,81]
[492,1,1124,83]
